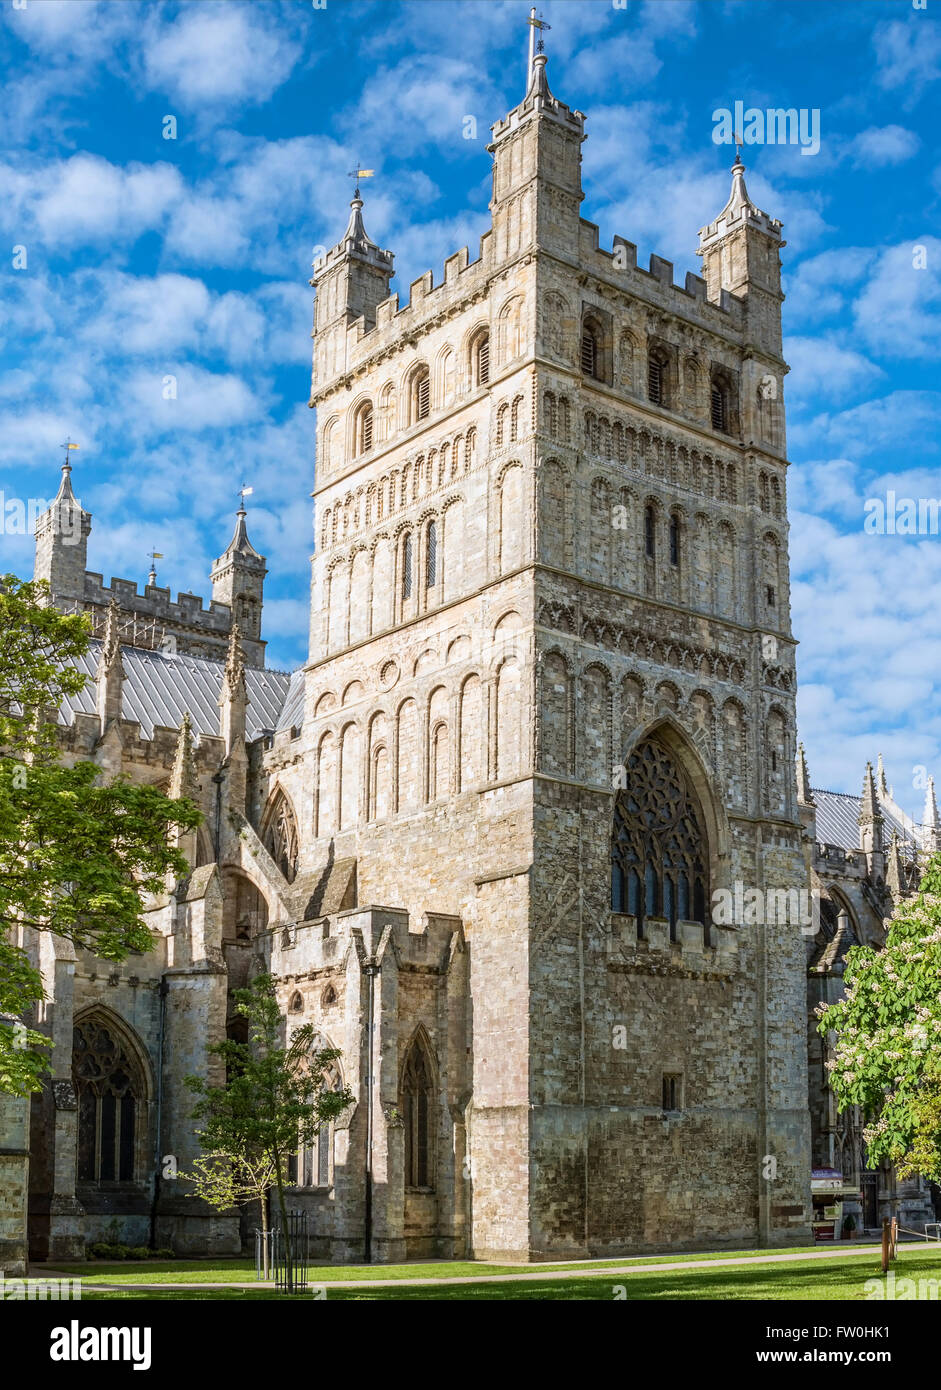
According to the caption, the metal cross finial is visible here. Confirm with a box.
[238,483,253,513]
[527,7,551,75]
[347,162,374,199]
[147,548,164,586]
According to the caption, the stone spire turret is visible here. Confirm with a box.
[33,454,92,602]
[95,596,125,733]
[796,743,814,806]
[169,712,199,802]
[219,624,246,741]
[876,752,890,798]
[886,829,906,899]
[858,761,885,882]
[698,153,786,397]
[488,50,586,262]
[168,712,200,866]
[310,185,395,401]
[218,623,248,812]
[210,502,267,668]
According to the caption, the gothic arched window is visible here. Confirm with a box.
[472,330,490,387]
[288,1055,343,1189]
[611,737,710,944]
[426,519,437,588]
[401,1032,435,1189]
[262,789,299,883]
[401,531,413,599]
[711,378,729,433]
[645,504,656,560]
[73,1017,146,1185]
[648,347,669,406]
[353,401,373,456]
[669,514,681,567]
[408,366,430,424]
[581,323,599,378]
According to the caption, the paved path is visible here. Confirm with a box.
[33,1242,912,1292]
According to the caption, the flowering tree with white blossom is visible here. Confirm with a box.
[818,855,941,1182]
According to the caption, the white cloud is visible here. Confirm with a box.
[30,154,181,246]
[141,3,301,109]
[873,19,941,101]
[847,124,919,167]
[124,365,263,434]
[853,238,941,357]
[792,391,941,459]
[783,247,875,325]
[783,336,884,407]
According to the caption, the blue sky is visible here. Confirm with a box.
[1,0,939,817]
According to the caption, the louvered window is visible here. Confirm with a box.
[711,384,727,432]
[581,330,597,377]
[477,336,490,386]
[648,356,664,405]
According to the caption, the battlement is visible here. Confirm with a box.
[578,220,746,334]
[312,236,494,404]
[270,903,464,977]
[84,573,233,630]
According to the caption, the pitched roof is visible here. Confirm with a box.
[61,639,294,741]
[811,786,922,858]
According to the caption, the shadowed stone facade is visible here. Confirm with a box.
[7,52,933,1275]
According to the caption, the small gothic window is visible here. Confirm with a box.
[409,367,430,424]
[289,990,303,1013]
[402,532,413,599]
[353,401,373,456]
[766,585,776,607]
[669,516,680,567]
[322,984,338,1007]
[475,333,490,386]
[426,520,437,588]
[611,737,710,945]
[262,790,299,883]
[402,1034,435,1189]
[645,505,656,560]
[662,1072,683,1111]
[73,1018,145,1185]
[581,327,598,378]
[289,1056,343,1189]
[711,383,728,432]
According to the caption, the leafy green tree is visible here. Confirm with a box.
[818,854,941,1182]
[184,974,352,1289]
[0,575,201,1095]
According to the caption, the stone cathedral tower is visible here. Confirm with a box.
[272,50,812,1260]
[1,48,818,1276]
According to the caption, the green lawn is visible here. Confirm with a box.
[49,1244,941,1301]
[49,1240,885,1285]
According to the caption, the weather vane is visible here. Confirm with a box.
[61,437,80,468]
[238,483,253,512]
[734,129,744,162]
[147,548,164,587]
[527,7,551,75]
[347,162,374,199]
